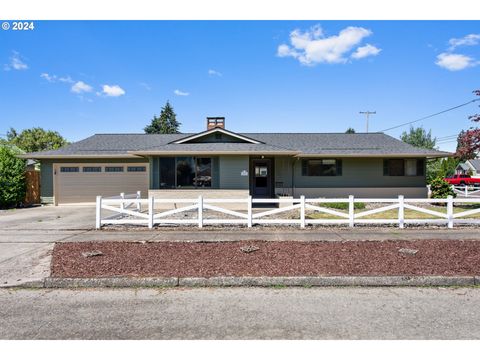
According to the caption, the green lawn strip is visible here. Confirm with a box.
[307,204,480,220]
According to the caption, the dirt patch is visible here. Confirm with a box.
[51,240,480,278]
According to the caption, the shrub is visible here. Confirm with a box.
[0,146,26,208]
[429,177,455,199]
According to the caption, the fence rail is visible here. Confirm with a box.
[452,185,480,198]
[95,193,480,229]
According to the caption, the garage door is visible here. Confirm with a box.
[54,163,149,204]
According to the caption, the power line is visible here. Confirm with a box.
[381,98,480,132]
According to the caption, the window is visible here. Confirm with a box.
[195,158,212,187]
[127,166,146,172]
[159,158,175,189]
[60,167,79,173]
[82,166,101,173]
[302,159,342,176]
[159,157,212,188]
[383,159,424,176]
[105,166,124,172]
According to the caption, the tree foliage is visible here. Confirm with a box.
[426,157,459,183]
[429,177,455,199]
[7,127,68,153]
[400,126,437,149]
[144,101,181,134]
[345,128,356,134]
[0,145,26,208]
[456,90,480,160]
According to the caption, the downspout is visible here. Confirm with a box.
[291,158,295,197]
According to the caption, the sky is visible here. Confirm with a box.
[1,20,480,152]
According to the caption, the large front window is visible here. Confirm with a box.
[301,159,342,176]
[159,157,212,188]
[383,159,425,176]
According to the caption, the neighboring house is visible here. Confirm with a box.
[456,159,480,178]
[22,117,450,205]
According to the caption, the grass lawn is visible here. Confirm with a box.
[307,204,480,220]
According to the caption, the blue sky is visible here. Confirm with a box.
[1,20,479,151]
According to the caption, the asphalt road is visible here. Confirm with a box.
[1,287,479,339]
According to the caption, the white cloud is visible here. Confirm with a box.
[174,89,189,96]
[4,51,28,71]
[351,44,381,59]
[435,52,478,71]
[71,81,93,93]
[40,73,56,82]
[41,73,74,83]
[448,34,480,50]
[277,25,377,65]
[100,84,126,97]
[208,69,222,77]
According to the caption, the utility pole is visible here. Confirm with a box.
[359,111,376,133]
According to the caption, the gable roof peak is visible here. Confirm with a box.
[172,127,262,144]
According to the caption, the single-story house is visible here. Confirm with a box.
[22,117,450,205]
[456,159,480,178]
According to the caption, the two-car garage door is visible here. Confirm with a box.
[54,163,149,204]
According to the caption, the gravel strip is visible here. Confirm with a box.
[52,240,480,278]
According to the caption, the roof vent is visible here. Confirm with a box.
[207,117,225,130]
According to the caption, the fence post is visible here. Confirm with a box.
[348,195,355,227]
[300,195,306,228]
[136,191,141,211]
[447,195,454,229]
[120,192,125,210]
[398,195,405,229]
[247,195,253,228]
[198,195,203,228]
[95,196,102,229]
[465,186,468,197]
[148,196,154,229]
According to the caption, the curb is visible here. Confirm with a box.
[39,275,480,289]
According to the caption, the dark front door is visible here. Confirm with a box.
[251,159,272,198]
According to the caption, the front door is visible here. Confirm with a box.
[251,159,272,198]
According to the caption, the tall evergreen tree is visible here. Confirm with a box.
[144,101,181,134]
[400,126,436,149]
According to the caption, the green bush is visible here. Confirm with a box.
[0,146,26,209]
[429,177,455,199]
[318,202,366,210]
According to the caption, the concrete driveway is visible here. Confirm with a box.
[0,205,95,231]
[0,205,95,287]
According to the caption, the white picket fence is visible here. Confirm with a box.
[95,193,480,229]
[452,185,480,198]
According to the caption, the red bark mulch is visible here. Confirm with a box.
[51,240,480,278]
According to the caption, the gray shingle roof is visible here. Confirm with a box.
[25,132,451,158]
[468,159,480,170]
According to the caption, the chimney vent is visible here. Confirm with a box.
[207,117,225,130]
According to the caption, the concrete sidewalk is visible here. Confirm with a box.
[1,227,480,244]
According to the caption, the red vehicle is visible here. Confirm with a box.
[444,174,480,186]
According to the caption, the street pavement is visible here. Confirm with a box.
[0,287,479,339]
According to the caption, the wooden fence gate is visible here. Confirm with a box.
[24,170,40,205]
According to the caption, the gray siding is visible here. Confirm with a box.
[219,155,249,189]
[292,158,426,188]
